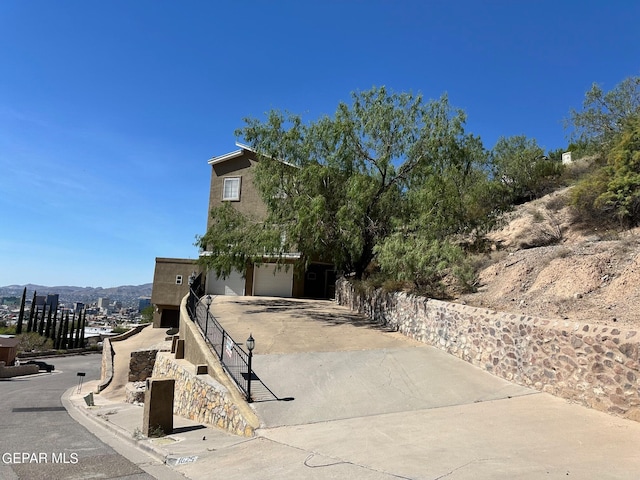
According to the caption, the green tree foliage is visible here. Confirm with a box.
[17,332,53,353]
[375,235,473,297]
[570,115,640,227]
[567,76,640,149]
[198,202,284,279]
[199,87,502,293]
[596,116,640,226]
[490,135,564,204]
[141,305,154,324]
[0,322,16,335]
[375,127,499,293]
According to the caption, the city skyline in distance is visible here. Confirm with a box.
[0,283,152,309]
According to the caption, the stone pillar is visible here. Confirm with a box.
[143,378,175,437]
[175,339,185,359]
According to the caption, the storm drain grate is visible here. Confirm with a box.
[12,407,67,412]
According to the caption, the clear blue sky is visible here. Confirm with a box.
[1,1,638,288]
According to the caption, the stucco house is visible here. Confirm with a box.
[202,142,335,299]
[151,143,335,327]
[151,258,202,328]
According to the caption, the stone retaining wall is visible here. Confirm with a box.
[125,381,146,404]
[0,362,39,378]
[152,352,255,437]
[129,348,162,382]
[335,278,640,421]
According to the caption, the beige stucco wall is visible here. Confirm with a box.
[151,258,202,327]
[207,151,268,228]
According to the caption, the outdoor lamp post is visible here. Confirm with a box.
[204,295,212,337]
[246,334,255,403]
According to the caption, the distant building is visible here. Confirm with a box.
[45,294,59,311]
[35,295,46,311]
[97,297,111,314]
[138,297,151,312]
[97,298,110,309]
[73,302,85,313]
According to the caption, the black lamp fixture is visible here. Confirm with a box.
[246,333,255,402]
[204,295,212,336]
[246,334,255,352]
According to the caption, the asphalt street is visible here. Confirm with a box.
[0,354,172,480]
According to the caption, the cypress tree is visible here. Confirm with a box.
[37,303,47,336]
[50,307,59,342]
[44,304,53,338]
[60,311,70,350]
[55,309,65,350]
[26,290,37,333]
[16,287,26,334]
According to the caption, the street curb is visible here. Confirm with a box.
[61,386,171,465]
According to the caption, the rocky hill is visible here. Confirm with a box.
[457,187,640,328]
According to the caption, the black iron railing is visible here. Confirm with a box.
[186,278,253,401]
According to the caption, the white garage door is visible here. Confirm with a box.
[253,264,293,297]
[207,269,245,296]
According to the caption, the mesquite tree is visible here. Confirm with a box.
[200,86,501,291]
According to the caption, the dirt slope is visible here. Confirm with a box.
[457,188,640,327]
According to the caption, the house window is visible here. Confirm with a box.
[222,177,241,201]
[176,275,183,285]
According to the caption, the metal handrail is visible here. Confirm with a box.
[186,280,253,401]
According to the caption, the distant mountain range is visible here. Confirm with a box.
[0,283,153,308]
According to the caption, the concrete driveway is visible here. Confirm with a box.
[202,296,640,479]
[209,296,420,355]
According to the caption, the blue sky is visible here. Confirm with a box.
[1,1,638,288]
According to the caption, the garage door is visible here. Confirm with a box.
[207,269,245,296]
[253,264,293,297]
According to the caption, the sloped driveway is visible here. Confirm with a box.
[210,296,534,427]
[202,296,640,479]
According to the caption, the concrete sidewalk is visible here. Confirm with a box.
[64,372,640,479]
[63,297,640,479]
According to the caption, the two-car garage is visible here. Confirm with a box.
[206,264,294,298]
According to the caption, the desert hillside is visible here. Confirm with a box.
[457,187,640,328]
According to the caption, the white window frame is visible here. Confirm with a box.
[222,177,241,201]
[176,275,183,285]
